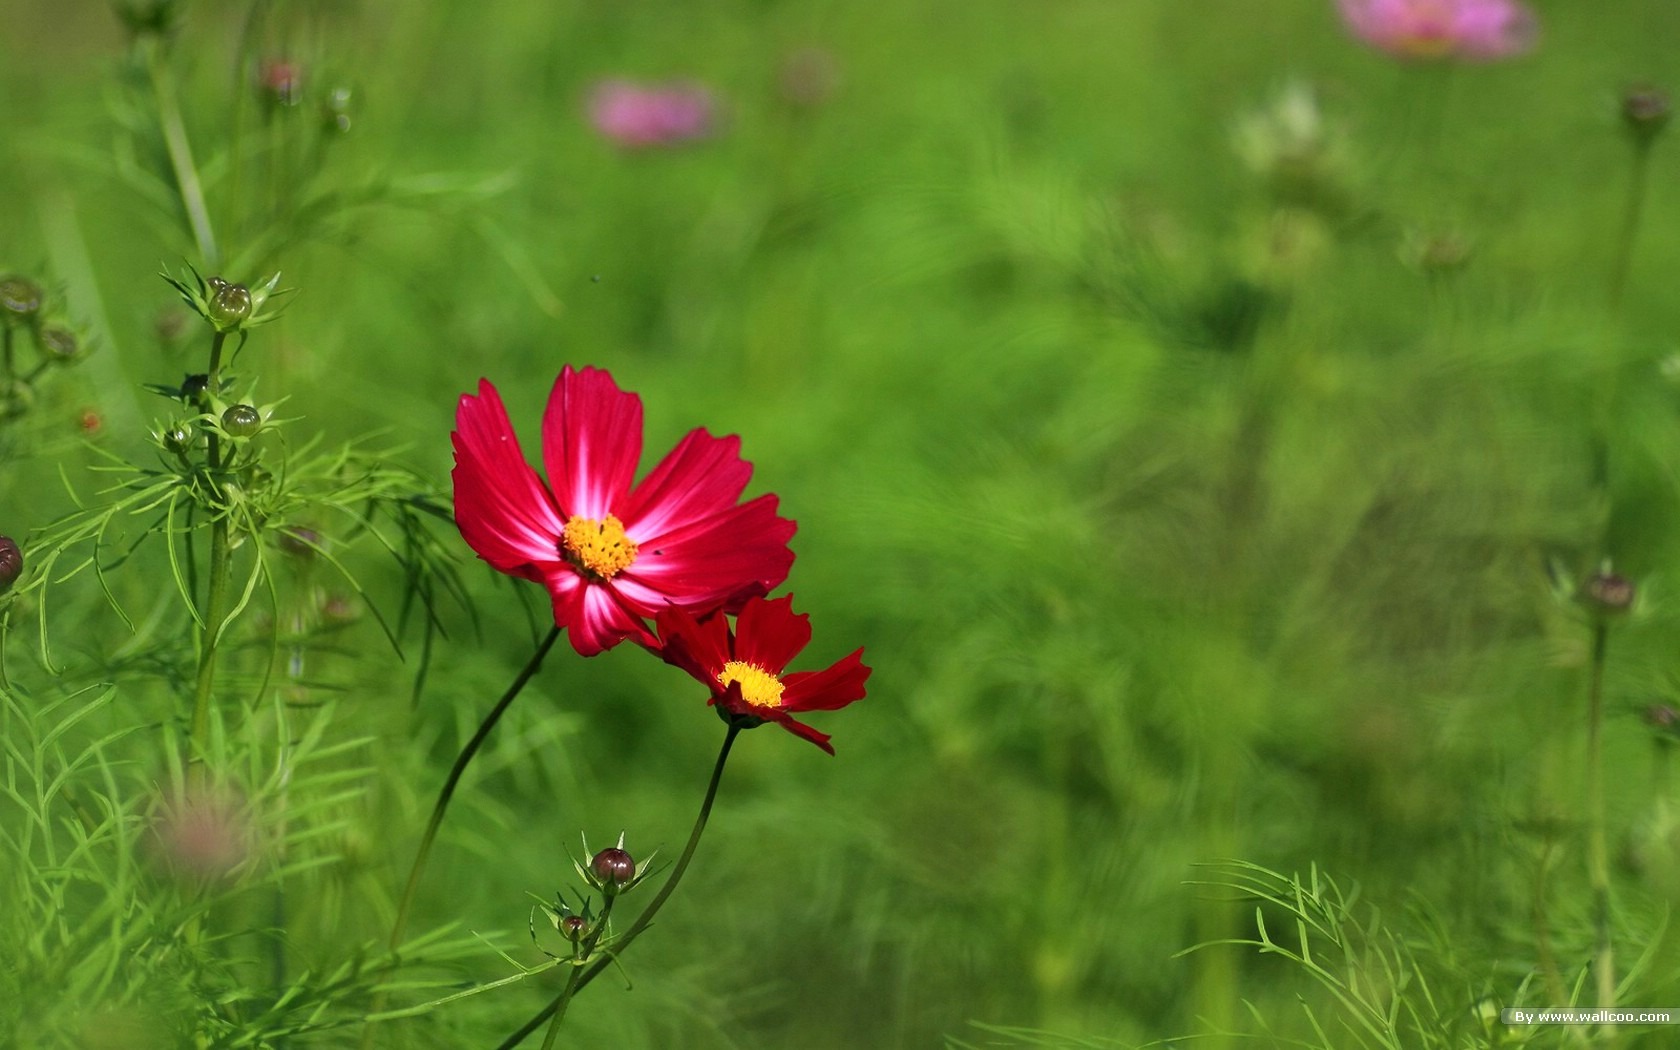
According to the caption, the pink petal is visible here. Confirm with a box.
[615,495,796,613]
[553,576,653,656]
[619,429,752,540]
[541,365,643,521]
[452,380,568,575]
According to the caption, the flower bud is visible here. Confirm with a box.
[590,847,636,894]
[1,379,34,419]
[161,422,197,455]
[221,404,262,438]
[207,281,253,331]
[0,536,22,594]
[259,60,303,108]
[277,526,320,558]
[0,276,43,326]
[38,324,82,364]
[180,373,210,405]
[321,87,353,134]
[1582,570,1636,616]
[1622,85,1671,147]
[558,914,590,943]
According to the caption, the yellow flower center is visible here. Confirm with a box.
[717,660,785,709]
[560,513,638,580]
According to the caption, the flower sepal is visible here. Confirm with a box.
[162,265,287,335]
[573,831,658,899]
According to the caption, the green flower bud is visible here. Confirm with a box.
[38,325,82,364]
[161,421,197,454]
[180,373,211,405]
[0,536,21,594]
[1,380,34,419]
[208,281,253,331]
[221,404,262,438]
[0,276,43,326]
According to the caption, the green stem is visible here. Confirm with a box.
[386,625,562,951]
[1586,620,1616,1027]
[143,36,219,268]
[187,330,232,758]
[1608,142,1653,314]
[497,724,741,1050]
[539,897,617,1050]
[2,326,13,382]
[361,625,562,1050]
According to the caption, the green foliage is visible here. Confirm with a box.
[5,0,1680,1047]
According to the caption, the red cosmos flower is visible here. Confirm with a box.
[452,366,796,655]
[657,595,870,754]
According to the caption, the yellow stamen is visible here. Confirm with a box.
[560,513,638,580]
[718,660,785,709]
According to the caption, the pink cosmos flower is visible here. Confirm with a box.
[1336,0,1536,61]
[452,366,796,656]
[657,595,870,755]
[587,79,717,148]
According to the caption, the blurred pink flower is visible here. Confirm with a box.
[1336,0,1536,61]
[588,79,717,148]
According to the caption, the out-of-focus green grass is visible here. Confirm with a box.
[6,0,1680,1046]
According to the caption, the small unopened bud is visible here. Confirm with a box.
[277,526,320,558]
[161,422,196,454]
[180,373,210,404]
[1,380,35,419]
[322,87,353,134]
[221,404,261,438]
[0,276,43,325]
[0,536,22,594]
[559,914,590,942]
[78,408,103,435]
[38,325,82,364]
[590,847,636,893]
[208,281,253,331]
[1623,85,1671,146]
[1582,570,1636,616]
[259,60,303,108]
[1645,704,1680,734]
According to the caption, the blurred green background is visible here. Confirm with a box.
[6,0,1680,1046]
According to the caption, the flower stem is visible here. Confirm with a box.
[187,329,233,764]
[539,897,617,1050]
[1586,619,1617,1025]
[359,624,562,1050]
[496,723,741,1050]
[1608,140,1654,314]
[387,624,562,952]
[142,35,219,268]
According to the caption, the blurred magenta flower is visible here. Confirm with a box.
[588,79,717,148]
[452,366,795,655]
[1336,0,1536,60]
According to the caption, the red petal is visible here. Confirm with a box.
[452,380,568,574]
[616,495,795,614]
[781,648,870,712]
[541,365,643,521]
[732,595,810,674]
[655,605,732,684]
[619,429,753,540]
[768,711,836,755]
